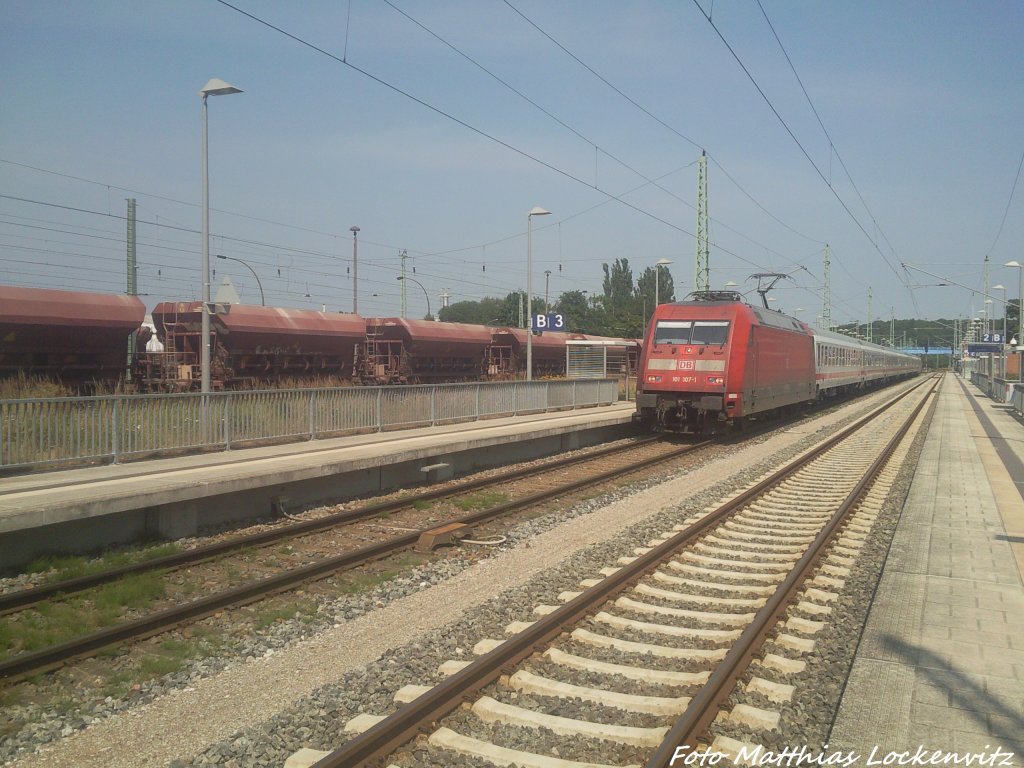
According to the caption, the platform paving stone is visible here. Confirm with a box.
[830,374,1024,764]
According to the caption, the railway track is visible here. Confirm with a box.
[0,435,709,682]
[299,374,939,768]
[0,435,672,614]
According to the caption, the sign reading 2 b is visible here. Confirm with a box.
[533,313,566,332]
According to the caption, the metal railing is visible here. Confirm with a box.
[0,379,620,471]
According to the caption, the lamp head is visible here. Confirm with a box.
[528,207,551,217]
[199,78,242,97]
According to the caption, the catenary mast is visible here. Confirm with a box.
[695,151,709,292]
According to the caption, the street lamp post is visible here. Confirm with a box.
[526,207,551,382]
[1007,261,1024,382]
[396,276,431,320]
[350,226,360,314]
[199,78,242,394]
[215,254,264,306]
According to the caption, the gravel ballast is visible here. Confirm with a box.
[4,381,925,768]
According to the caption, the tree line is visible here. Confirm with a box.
[437,258,676,338]
[435,256,1020,347]
[835,301,1021,349]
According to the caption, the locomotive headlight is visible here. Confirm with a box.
[647,375,662,383]
[706,376,724,385]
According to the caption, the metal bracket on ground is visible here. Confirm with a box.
[415,522,474,553]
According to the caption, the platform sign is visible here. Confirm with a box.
[533,313,566,332]
[967,343,1002,355]
[982,333,1004,343]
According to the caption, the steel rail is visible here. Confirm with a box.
[0,438,701,682]
[645,375,940,767]
[309,376,936,768]
[0,435,665,614]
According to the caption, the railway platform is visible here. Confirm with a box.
[0,401,637,569]
[830,372,1024,759]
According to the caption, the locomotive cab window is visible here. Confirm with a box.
[653,320,692,345]
[691,321,730,345]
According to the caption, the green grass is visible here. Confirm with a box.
[2,602,107,654]
[24,542,182,584]
[95,644,123,659]
[92,573,167,611]
[24,554,91,579]
[0,687,20,708]
[138,655,184,677]
[337,569,400,595]
[94,631,225,698]
[0,573,167,661]
[158,638,195,655]
[411,500,432,511]
[100,670,138,699]
[254,600,318,629]
[453,490,509,512]
[393,551,428,568]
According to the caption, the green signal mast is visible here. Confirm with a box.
[695,150,709,292]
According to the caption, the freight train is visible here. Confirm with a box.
[636,291,922,432]
[0,286,638,391]
[0,285,147,387]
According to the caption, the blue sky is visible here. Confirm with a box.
[1,1,1022,335]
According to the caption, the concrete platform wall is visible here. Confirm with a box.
[0,420,633,569]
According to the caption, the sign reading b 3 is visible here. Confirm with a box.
[533,313,566,332]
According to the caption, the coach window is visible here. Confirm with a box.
[691,321,730,345]
[654,320,692,345]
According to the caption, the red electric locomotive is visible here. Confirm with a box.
[636,291,815,432]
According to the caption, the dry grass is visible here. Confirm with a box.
[0,374,73,400]
[0,373,132,400]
